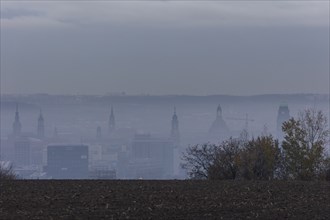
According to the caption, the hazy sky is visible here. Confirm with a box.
[1,0,329,95]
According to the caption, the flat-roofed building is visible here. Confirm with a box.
[46,144,88,179]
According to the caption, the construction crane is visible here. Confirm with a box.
[226,114,254,131]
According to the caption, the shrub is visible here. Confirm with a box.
[0,163,17,180]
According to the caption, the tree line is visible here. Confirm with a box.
[182,109,330,181]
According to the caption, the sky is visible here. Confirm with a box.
[0,0,329,95]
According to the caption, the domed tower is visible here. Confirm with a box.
[108,106,116,135]
[171,107,180,144]
[277,104,290,141]
[209,104,229,139]
[13,104,22,137]
[37,109,45,139]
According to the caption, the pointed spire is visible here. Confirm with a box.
[37,108,45,138]
[172,106,178,120]
[171,106,180,143]
[38,109,44,121]
[111,106,114,116]
[15,103,20,120]
[53,127,58,139]
[217,104,222,118]
[13,103,22,137]
[277,104,290,141]
[109,105,116,135]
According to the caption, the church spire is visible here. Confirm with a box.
[217,104,222,118]
[13,103,22,137]
[109,106,116,135]
[37,109,45,138]
[171,106,180,143]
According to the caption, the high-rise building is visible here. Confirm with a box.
[277,104,290,141]
[12,104,22,137]
[171,107,180,144]
[14,137,30,167]
[46,144,89,179]
[127,134,175,179]
[37,110,45,139]
[108,106,116,135]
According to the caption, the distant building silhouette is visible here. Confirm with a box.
[209,104,229,139]
[277,104,290,141]
[37,110,45,139]
[96,126,102,139]
[127,134,175,179]
[13,104,22,137]
[46,144,89,179]
[171,107,180,145]
[14,137,31,167]
[108,106,116,135]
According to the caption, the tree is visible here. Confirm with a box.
[181,144,217,179]
[181,138,244,180]
[208,138,243,180]
[239,135,282,180]
[282,109,329,180]
[182,109,329,181]
[0,163,17,180]
[182,135,284,180]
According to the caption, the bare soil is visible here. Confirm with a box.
[0,180,329,219]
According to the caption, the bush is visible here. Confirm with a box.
[208,138,242,180]
[181,144,217,179]
[0,164,17,180]
[182,109,329,181]
[239,136,282,180]
[182,135,282,180]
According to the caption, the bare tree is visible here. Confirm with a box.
[0,163,17,180]
[208,138,242,180]
[181,144,217,179]
[181,138,244,180]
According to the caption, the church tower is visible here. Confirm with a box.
[13,104,22,137]
[209,104,229,139]
[216,104,222,118]
[171,107,180,143]
[108,106,116,135]
[277,104,290,141]
[37,109,45,138]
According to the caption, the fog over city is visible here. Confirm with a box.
[0,1,329,179]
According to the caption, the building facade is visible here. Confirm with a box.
[46,144,89,179]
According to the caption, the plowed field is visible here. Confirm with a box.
[0,180,329,219]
